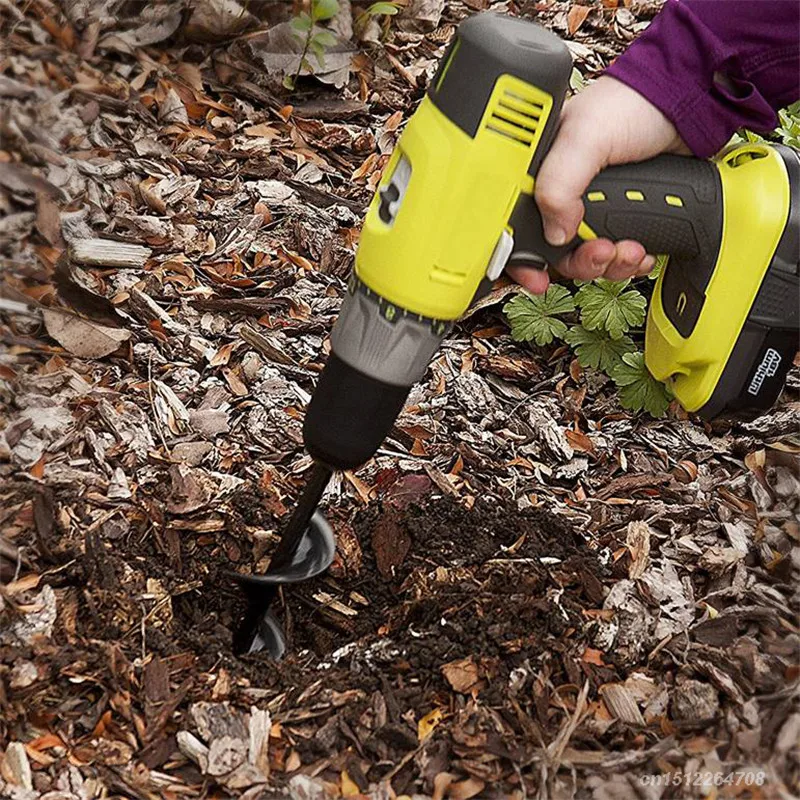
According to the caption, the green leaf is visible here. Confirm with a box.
[283,74,296,90]
[503,285,575,346]
[309,38,326,67]
[569,67,586,93]
[367,1,400,15]
[785,100,800,117]
[610,351,672,417]
[575,279,646,339]
[311,29,338,47]
[290,12,313,34]
[312,0,339,21]
[648,254,668,281]
[563,325,635,372]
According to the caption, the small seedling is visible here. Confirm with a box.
[563,325,635,372]
[610,350,673,417]
[574,278,646,340]
[285,0,341,91]
[504,284,574,346]
[355,1,402,36]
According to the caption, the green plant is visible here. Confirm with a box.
[574,278,646,339]
[732,101,800,148]
[563,325,634,372]
[503,277,673,417]
[504,284,574,346]
[611,351,673,417]
[355,1,402,34]
[285,0,340,91]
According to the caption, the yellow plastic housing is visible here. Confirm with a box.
[645,143,791,411]
[356,76,553,321]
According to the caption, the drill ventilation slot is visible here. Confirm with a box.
[485,90,543,146]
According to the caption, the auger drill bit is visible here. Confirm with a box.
[231,461,335,658]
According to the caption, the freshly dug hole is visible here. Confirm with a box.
[280,497,605,683]
[66,492,604,699]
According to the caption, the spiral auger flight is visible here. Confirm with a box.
[230,462,335,658]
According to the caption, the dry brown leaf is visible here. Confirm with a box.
[626,520,651,580]
[35,194,64,249]
[222,368,248,397]
[175,62,204,92]
[139,178,167,215]
[159,87,189,125]
[567,3,592,34]
[565,429,595,455]
[210,342,236,367]
[242,23,354,88]
[384,111,403,131]
[54,258,125,327]
[166,465,213,515]
[253,202,272,224]
[351,153,379,181]
[5,574,41,597]
[344,471,372,504]
[432,772,456,800]
[99,5,182,50]
[410,439,427,456]
[43,310,131,358]
[449,778,485,800]
[184,0,257,42]
[244,123,279,139]
[29,455,46,480]
[581,647,607,666]
[744,449,766,470]
[384,473,432,509]
[441,657,481,694]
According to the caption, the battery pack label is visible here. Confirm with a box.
[747,348,782,396]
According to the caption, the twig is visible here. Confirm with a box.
[147,356,170,454]
[0,297,39,318]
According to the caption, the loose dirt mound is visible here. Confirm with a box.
[58,492,601,687]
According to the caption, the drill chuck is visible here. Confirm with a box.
[304,279,452,469]
[303,352,411,469]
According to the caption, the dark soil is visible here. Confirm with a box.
[49,490,602,709]
[12,490,609,793]
[72,491,598,659]
[291,499,601,663]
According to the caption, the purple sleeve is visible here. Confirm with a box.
[605,0,800,157]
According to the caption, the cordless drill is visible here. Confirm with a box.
[304,12,800,471]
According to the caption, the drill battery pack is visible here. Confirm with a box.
[646,143,800,417]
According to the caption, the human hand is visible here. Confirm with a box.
[506,75,690,294]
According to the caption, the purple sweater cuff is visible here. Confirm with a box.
[605,0,795,158]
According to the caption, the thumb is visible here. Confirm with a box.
[534,126,605,246]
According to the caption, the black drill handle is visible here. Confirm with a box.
[508,154,724,269]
